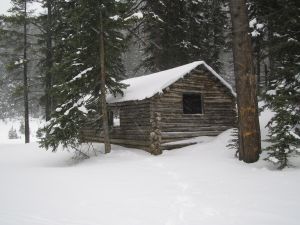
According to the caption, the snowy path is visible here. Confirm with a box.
[1,131,300,225]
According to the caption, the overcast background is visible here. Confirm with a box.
[0,0,11,15]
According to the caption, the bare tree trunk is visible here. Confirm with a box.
[229,0,261,163]
[23,0,30,143]
[99,9,111,154]
[45,0,53,121]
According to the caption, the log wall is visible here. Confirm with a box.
[80,99,152,151]
[150,68,236,146]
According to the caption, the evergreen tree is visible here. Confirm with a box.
[8,126,19,139]
[0,60,20,119]
[34,0,57,121]
[261,0,300,168]
[0,0,40,143]
[248,0,266,92]
[38,0,132,152]
[140,0,226,72]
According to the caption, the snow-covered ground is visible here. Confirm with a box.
[0,109,300,225]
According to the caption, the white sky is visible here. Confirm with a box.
[0,0,11,15]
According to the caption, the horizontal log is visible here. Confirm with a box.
[81,130,149,136]
[158,114,235,119]
[160,124,233,129]
[109,99,150,107]
[120,114,150,118]
[113,126,150,131]
[161,128,232,133]
[170,83,223,91]
[161,131,223,139]
[119,122,151,127]
[82,137,150,147]
[153,107,235,114]
[112,130,149,135]
[159,89,226,96]
[119,106,150,111]
[160,118,234,123]
[161,122,235,127]
[161,142,197,150]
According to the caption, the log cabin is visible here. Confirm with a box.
[80,61,237,154]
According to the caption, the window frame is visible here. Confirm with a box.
[108,108,121,127]
[112,109,121,127]
[182,92,204,115]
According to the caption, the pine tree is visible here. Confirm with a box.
[8,126,19,139]
[0,0,38,143]
[140,0,226,72]
[34,0,56,121]
[248,0,267,92]
[0,61,20,119]
[38,0,133,152]
[261,0,300,168]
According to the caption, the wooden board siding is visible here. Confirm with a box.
[80,99,152,151]
[150,68,236,145]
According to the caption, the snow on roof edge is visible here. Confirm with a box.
[107,61,236,104]
[200,62,237,97]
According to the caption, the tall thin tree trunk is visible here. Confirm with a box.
[264,63,268,88]
[45,0,53,121]
[229,0,261,163]
[99,9,111,154]
[256,41,261,93]
[267,26,275,84]
[23,0,30,143]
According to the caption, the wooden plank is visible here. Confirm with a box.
[161,131,222,138]
[83,137,150,147]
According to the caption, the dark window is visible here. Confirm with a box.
[108,109,120,127]
[183,93,203,114]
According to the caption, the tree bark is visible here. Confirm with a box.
[99,9,111,154]
[229,0,261,163]
[45,0,53,121]
[256,40,261,93]
[23,0,30,143]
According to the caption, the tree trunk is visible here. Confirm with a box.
[264,63,268,88]
[45,0,53,121]
[23,0,30,143]
[256,40,261,93]
[99,9,111,154]
[229,0,261,163]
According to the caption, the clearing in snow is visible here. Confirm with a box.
[0,109,299,225]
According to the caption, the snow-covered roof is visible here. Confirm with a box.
[107,61,236,104]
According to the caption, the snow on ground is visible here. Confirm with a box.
[0,109,300,225]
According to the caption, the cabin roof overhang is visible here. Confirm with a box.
[107,61,236,104]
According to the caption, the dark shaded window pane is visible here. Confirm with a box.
[183,94,203,114]
[108,111,114,126]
